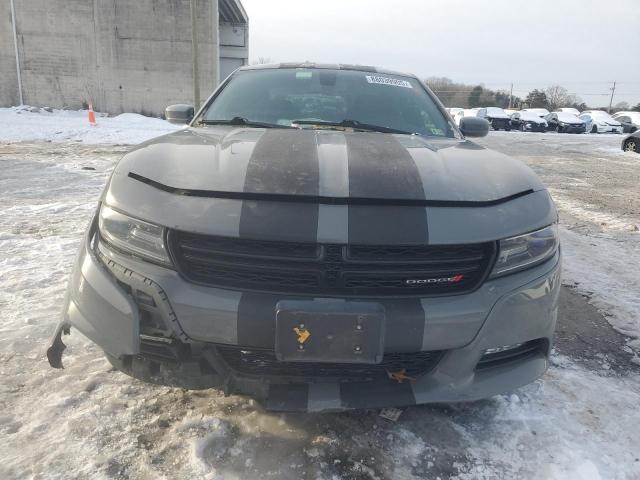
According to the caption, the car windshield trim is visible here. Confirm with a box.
[290,119,418,135]
[198,117,294,129]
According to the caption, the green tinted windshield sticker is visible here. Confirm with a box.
[365,75,412,88]
[296,71,313,79]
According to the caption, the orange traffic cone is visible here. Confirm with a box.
[88,103,96,126]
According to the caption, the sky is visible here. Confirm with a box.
[240,0,640,107]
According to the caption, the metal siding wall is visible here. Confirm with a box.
[0,1,20,106]
[0,0,222,116]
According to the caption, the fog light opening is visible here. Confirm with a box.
[483,343,525,355]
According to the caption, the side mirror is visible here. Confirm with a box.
[165,104,194,124]
[459,117,490,137]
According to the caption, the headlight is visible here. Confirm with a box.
[491,224,559,277]
[98,204,171,266]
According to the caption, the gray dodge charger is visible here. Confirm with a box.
[48,64,561,412]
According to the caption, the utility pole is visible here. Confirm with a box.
[10,0,24,105]
[608,81,616,113]
[190,0,200,108]
[508,82,513,109]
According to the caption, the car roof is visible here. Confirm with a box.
[238,62,418,80]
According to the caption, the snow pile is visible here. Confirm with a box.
[0,106,181,145]
[550,190,640,233]
[454,361,640,480]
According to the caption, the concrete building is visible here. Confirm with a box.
[0,0,248,116]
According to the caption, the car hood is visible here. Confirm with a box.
[486,113,510,119]
[113,127,545,204]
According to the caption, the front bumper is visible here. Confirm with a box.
[559,124,586,134]
[489,118,511,130]
[595,125,623,134]
[523,122,547,132]
[49,217,562,412]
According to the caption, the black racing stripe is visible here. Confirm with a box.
[345,134,429,244]
[237,292,278,348]
[345,134,427,200]
[265,384,309,412]
[238,129,319,241]
[348,205,429,244]
[381,298,425,352]
[340,381,415,409]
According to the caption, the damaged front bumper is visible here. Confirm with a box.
[48,214,561,412]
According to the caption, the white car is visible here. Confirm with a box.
[453,108,479,126]
[447,107,464,117]
[579,111,623,134]
[558,107,581,116]
[522,108,550,118]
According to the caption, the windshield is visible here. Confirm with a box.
[486,107,507,116]
[519,112,543,121]
[200,68,455,137]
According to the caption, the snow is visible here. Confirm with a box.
[485,107,509,118]
[1,117,640,479]
[0,106,181,145]
[554,112,583,123]
[560,227,640,351]
[516,111,548,123]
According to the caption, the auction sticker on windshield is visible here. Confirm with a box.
[365,75,413,88]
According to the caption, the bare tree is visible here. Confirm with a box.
[614,101,630,112]
[545,85,571,111]
[251,57,273,65]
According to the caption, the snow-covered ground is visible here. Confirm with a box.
[0,106,180,145]
[1,111,640,479]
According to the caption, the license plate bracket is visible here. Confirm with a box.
[275,300,385,364]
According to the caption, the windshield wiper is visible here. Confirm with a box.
[291,119,417,135]
[199,117,293,129]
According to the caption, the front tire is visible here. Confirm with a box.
[591,124,598,134]
[624,139,638,152]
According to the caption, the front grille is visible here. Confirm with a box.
[217,346,443,381]
[168,231,496,296]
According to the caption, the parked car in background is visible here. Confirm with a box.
[579,111,623,134]
[477,107,511,131]
[558,107,581,116]
[510,111,548,132]
[503,109,519,117]
[612,112,640,133]
[453,108,479,126]
[522,108,550,118]
[545,112,586,133]
[447,107,464,119]
[622,131,639,153]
